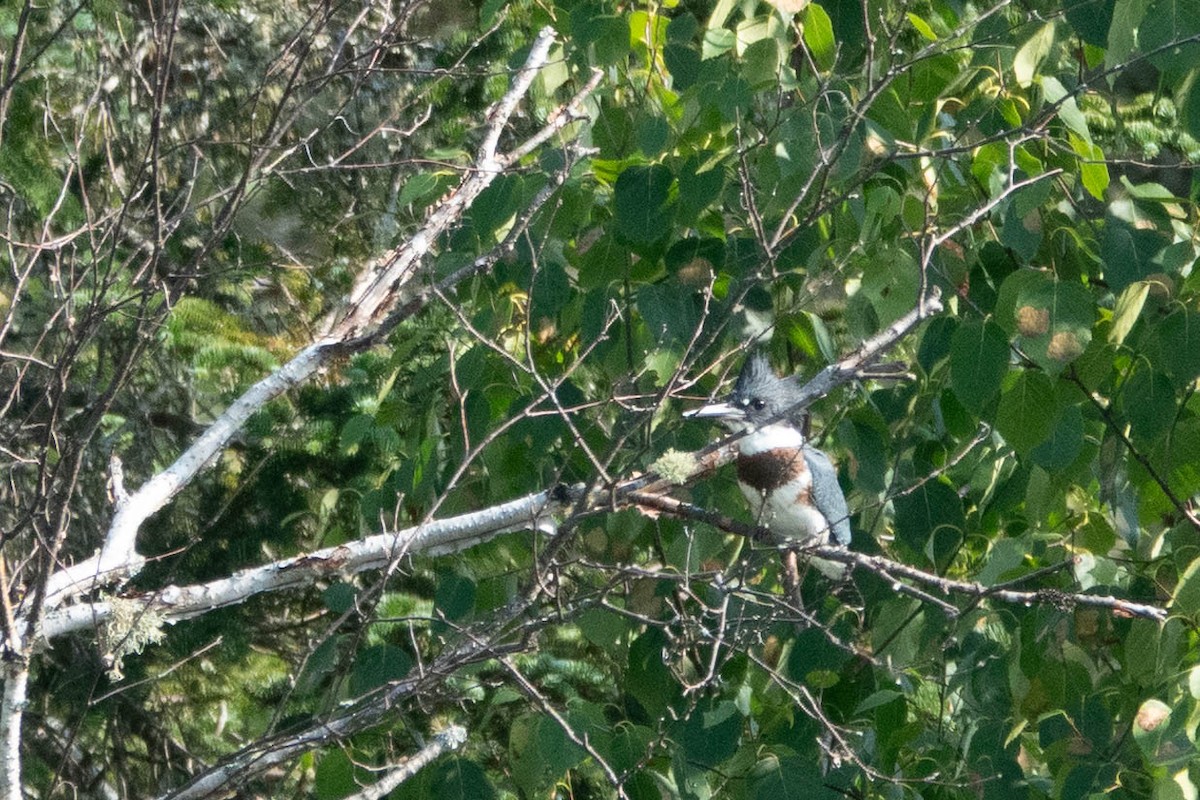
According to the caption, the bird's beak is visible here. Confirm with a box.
[684,401,744,421]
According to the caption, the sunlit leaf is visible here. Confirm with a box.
[1014,22,1055,87]
[1109,281,1150,345]
[907,12,937,40]
[802,4,836,70]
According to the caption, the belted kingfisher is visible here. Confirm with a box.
[686,353,852,549]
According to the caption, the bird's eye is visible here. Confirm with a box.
[751,398,766,411]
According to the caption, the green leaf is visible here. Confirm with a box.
[1101,218,1168,292]
[1119,367,1176,445]
[315,749,355,800]
[858,246,919,324]
[295,636,343,695]
[1109,281,1150,345]
[977,538,1029,586]
[627,628,679,719]
[677,153,726,225]
[1151,309,1200,390]
[1065,0,1115,46]
[614,164,676,246]
[639,283,703,345]
[707,0,738,32]
[1182,69,1200,144]
[907,12,937,41]
[742,37,782,87]
[1043,77,1091,142]
[1014,276,1095,374]
[397,171,444,207]
[431,758,496,800]
[909,53,959,102]
[786,626,850,686]
[702,26,736,59]
[917,315,957,372]
[751,755,838,800]
[1139,0,1200,70]
[576,235,632,290]
[950,320,1010,412]
[665,237,724,280]
[1031,404,1084,471]
[802,4,836,70]
[736,16,774,53]
[1133,697,1192,768]
[995,370,1057,456]
[594,105,636,159]
[578,607,629,649]
[1070,133,1109,200]
[636,113,670,157]
[673,699,742,767]
[433,572,476,633]
[349,644,412,696]
[1152,770,1199,800]
[323,583,356,614]
[1170,557,1200,615]
[855,689,905,714]
[893,480,966,572]
[1014,23,1056,87]
[511,713,587,796]
[530,260,572,320]
[971,144,1005,198]
[665,42,701,89]
[339,414,374,455]
[1107,0,1152,69]
[1000,203,1043,262]
[607,724,655,773]
[575,11,631,65]
[668,12,699,43]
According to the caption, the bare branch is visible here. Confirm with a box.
[35,27,596,615]
[345,726,467,800]
[42,489,564,641]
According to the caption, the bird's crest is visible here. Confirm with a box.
[731,352,801,419]
[733,351,778,396]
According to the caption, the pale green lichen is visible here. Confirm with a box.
[651,448,698,485]
[100,595,167,681]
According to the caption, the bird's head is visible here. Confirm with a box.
[685,353,801,433]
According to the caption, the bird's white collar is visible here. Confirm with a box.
[738,423,805,456]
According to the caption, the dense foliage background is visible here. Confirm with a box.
[4,0,1200,797]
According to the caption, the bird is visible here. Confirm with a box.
[685,353,852,555]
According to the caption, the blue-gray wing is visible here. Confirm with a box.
[802,445,851,545]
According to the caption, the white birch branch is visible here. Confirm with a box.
[41,489,564,641]
[347,726,467,800]
[42,343,327,608]
[4,27,591,800]
[0,667,27,800]
[35,26,582,614]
